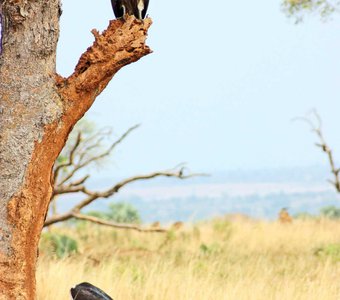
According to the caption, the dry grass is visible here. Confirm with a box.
[37,218,340,299]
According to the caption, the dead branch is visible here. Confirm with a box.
[72,168,206,211]
[50,124,140,215]
[57,17,152,114]
[295,110,340,192]
[71,213,167,233]
[53,124,139,189]
[45,167,206,227]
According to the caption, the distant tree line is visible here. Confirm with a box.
[295,205,340,219]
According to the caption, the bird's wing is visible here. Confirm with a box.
[70,282,113,300]
[111,0,122,18]
[142,0,150,18]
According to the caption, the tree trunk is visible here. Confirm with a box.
[0,1,151,298]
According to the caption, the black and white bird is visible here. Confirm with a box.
[70,282,113,300]
[111,0,149,20]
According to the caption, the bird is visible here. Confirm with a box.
[70,282,113,300]
[278,208,293,224]
[111,0,149,20]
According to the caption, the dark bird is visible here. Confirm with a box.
[70,282,113,300]
[111,0,149,20]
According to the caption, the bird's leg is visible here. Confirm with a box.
[137,0,144,19]
[121,4,127,19]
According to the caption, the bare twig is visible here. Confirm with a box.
[68,175,90,187]
[52,185,92,196]
[295,110,340,192]
[53,132,82,182]
[75,124,140,171]
[55,124,139,187]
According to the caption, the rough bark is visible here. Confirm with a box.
[0,0,151,298]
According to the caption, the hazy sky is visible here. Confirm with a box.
[57,0,340,177]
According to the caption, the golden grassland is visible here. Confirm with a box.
[37,218,340,300]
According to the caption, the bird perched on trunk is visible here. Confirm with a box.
[70,282,113,300]
[111,0,149,20]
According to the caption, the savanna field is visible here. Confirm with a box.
[37,217,340,300]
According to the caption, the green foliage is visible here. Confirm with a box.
[130,265,145,283]
[282,0,339,22]
[212,218,233,240]
[165,230,176,242]
[87,202,141,224]
[314,243,340,261]
[56,154,68,165]
[199,243,222,257]
[293,212,316,220]
[293,206,340,220]
[108,202,141,223]
[40,232,78,259]
[87,210,109,220]
[158,230,177,250]
[213,219,231,232]
[320,206,340,219]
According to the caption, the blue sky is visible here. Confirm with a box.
[57,0,340,177]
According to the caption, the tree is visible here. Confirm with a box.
[0,1,152,298]
[320,206,340,219]
[296,111,340,193]
[47,121,201,232]
[88,202,141,224]
[282,0,339,21]
[285,1,340,196]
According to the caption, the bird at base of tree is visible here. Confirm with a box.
[70,282,113,300]
[111,0,149,20]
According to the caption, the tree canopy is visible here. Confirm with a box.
[282,0,339,21]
